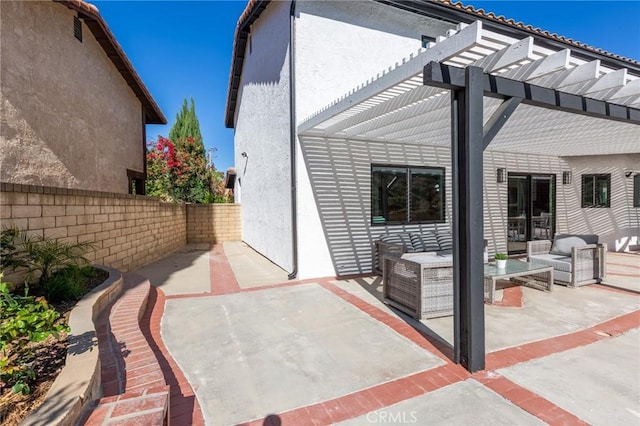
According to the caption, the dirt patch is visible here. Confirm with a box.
[0,267,109,425]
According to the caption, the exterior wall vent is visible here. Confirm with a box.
[74,16,82,42]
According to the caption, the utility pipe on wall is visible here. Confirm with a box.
[288,0,298,279]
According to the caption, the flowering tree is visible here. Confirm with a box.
[145,97,231,203]
[145,136,211,203]
[145,136,176,200]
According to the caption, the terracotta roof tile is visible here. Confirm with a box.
[434,0,639,64]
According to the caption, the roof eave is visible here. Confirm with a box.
[55,0,167,124]
[380,0,640,73]
[225,0,271,128]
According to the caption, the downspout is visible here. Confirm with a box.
[288,0,298,279]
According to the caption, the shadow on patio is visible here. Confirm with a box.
[136,241,639,425]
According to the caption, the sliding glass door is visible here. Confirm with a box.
[507,174,555,254]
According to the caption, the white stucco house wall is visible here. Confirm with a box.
[226,0,640,280]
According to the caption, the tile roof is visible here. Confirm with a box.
[225,0,639,128]
[225,0,269,128]
[54,0,166,124]
[432,0,638,65]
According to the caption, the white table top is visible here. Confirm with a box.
[401,252,453,264]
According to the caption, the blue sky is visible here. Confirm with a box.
[94,1,640,174]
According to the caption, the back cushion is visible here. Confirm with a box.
[410,232,440,252]
[550,234,599,256]
[380,233,415,252]
[436,232,453,251]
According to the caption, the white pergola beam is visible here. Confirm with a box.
[480,37,534,73]
[382,118,451,142]
[557,60,600,88]
[344,93,450,138]
[609,79,640,105]
[298,20,483,134]
[361,104,451,140]
[323,85,440,135]
[525,49,571,80]
[584,68,628,95]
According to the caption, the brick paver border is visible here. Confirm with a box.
[294,277,637,426]
[143,286,206,425]
[154,244,640,425]
[83,274,170,425]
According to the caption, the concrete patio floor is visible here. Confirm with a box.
[135,242,640,425]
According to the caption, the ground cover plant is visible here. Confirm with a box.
[0,227,108,425]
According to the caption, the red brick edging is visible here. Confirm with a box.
[152,245,640,425]
[143,286,205,425]
[84,274,169,425]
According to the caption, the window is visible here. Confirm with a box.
[634,175,640,208]
[582,174,610,208]
[372,165,444,225]
[127,169,145,195]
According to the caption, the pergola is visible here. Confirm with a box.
[298,21,640,371]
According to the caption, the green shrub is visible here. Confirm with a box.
[0,274,68,394]
[0,226,93,292]
[45,265,95,303]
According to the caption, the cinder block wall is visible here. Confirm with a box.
[186,204,242,243]
[0,183,187,272]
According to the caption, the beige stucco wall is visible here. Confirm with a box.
[0,1,144,193]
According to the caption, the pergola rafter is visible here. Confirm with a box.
[300,21,640,146]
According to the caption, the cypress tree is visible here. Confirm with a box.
[169,98,202,144]
[166,97,209,203]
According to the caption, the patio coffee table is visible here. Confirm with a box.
[484,259,553,304]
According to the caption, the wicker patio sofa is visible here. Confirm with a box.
[374,231,452,274]
[382,254,453,319]
[527,234,606,287]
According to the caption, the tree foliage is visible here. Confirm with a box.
[169,98,202,144]
[146,136,210,203]
[146,97,230,203]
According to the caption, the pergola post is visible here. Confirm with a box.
[451,66,485,372]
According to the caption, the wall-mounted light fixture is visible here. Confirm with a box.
[241,152,247,158]
[562,171,572,185]
[625,171,634,178]
[496,168,506,183]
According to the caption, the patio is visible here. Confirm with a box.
[132,242,639,425]
[338,256,638,353]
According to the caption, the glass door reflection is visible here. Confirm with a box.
[507,174,555,254]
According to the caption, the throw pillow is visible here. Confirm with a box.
[410,232,440,252]
[436,232,453,251]
[550,234,598,256]
[380,233,415,252]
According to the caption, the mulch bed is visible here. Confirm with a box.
[0,268,109,425]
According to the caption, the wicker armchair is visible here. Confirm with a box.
[382,255,453,319]
[527,237,606,287]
